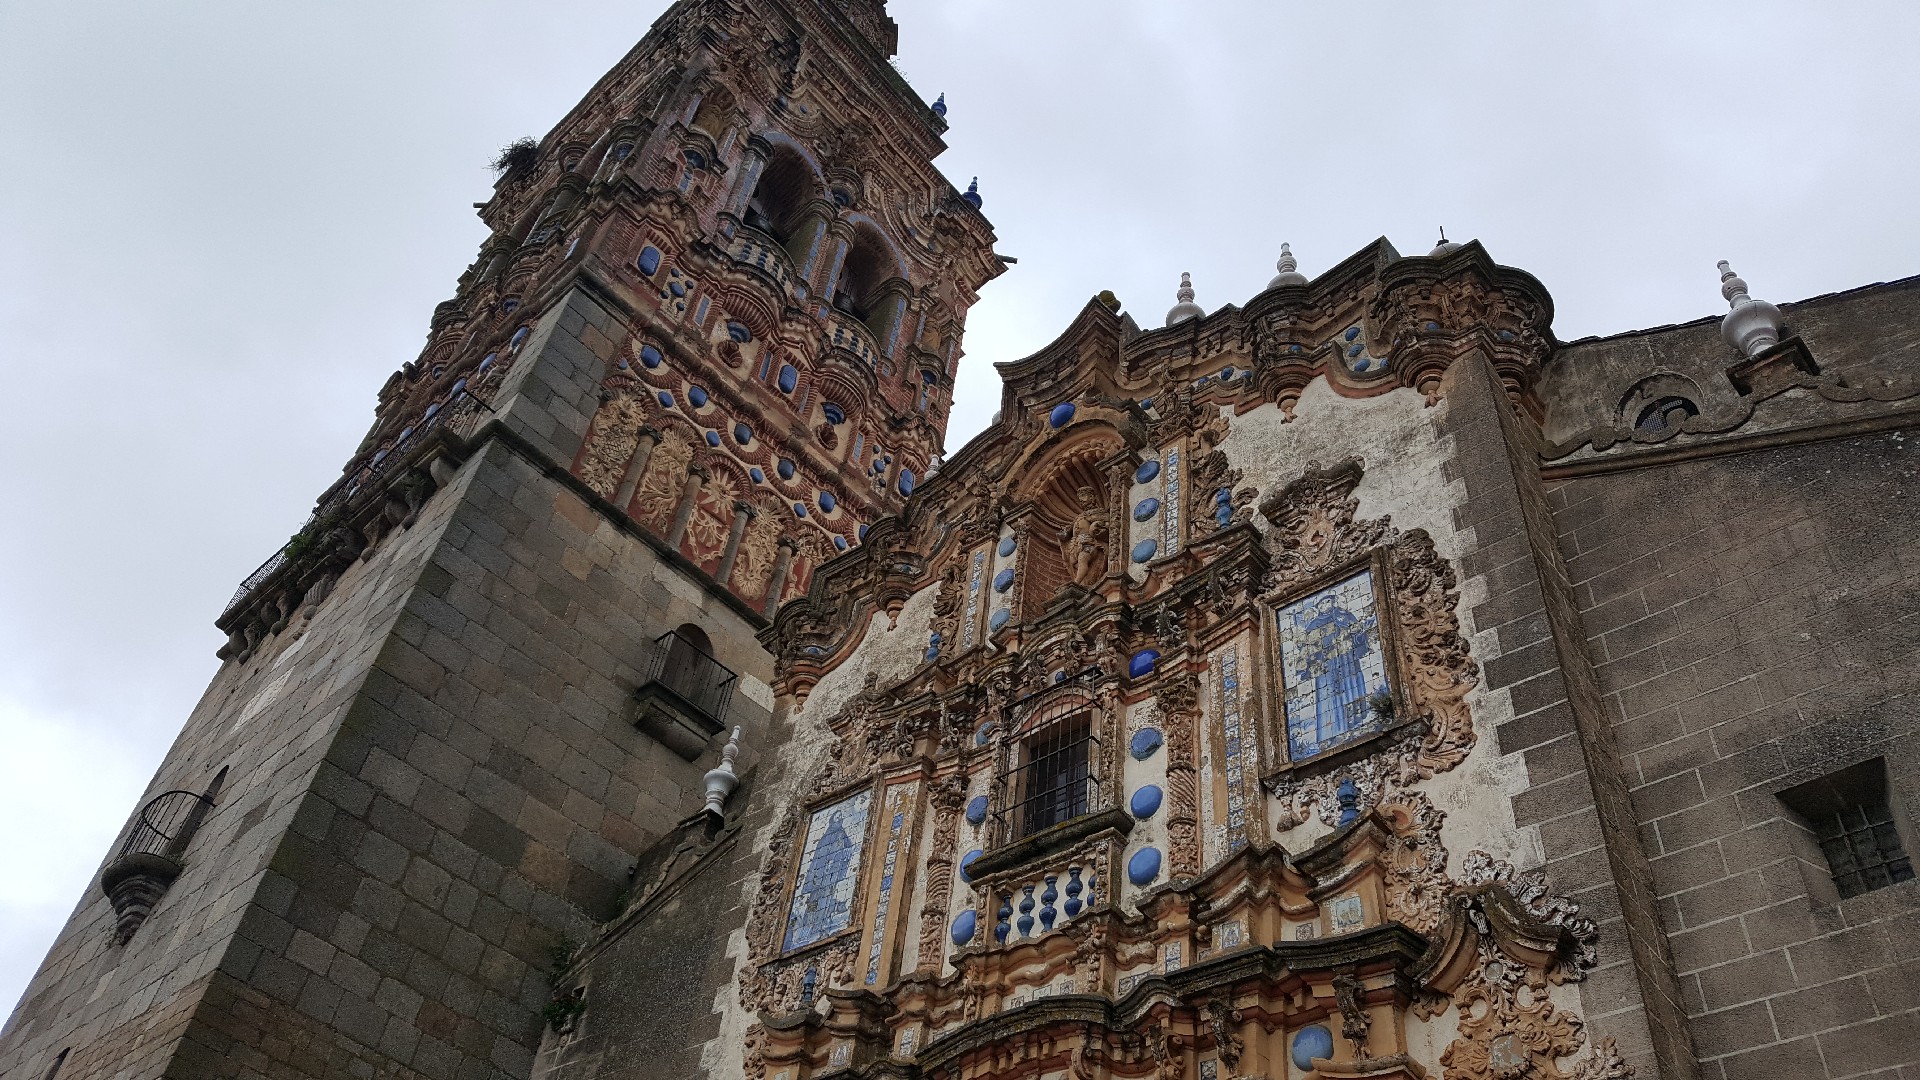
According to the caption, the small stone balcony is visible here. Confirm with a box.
[633,630,738,760]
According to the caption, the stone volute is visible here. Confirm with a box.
[1718,259,1785,357]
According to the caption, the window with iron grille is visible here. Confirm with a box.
[1006,714,1093,840]
[1778,758,1914,900]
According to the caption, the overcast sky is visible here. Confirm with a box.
[3,0,1917,1015]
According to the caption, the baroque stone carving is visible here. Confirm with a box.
[577,388,651,497]
[1261,458,1479,824]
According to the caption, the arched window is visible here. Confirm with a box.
[743,146,817,246]
[834,228,891,321]
[1634,396,1698,435]
[669,622,712,657]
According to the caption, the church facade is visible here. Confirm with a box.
[4,2,1916,1080]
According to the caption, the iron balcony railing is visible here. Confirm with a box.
[637,631,738,733]
[221,387,491,620]
[118,790,215,863]
[995,718,1098,842]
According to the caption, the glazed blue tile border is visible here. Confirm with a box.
[865,785,913,985]
[1162,447,1182,556]
[782,787,872,954]
[1215,645,1252,855]
[961,549,985,649]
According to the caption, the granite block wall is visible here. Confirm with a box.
[1551,430,1920,1080]
[1437,353,1695,1080]
[0,283,776,1079]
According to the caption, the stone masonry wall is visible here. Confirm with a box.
[1435,353,1692,1080]
[0,425,466,1080]
[1,282,777,1079]
[1550,429,1920,1080]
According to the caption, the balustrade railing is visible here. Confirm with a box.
[825,309,881,368]
[728,225,798,297]
[990,856,1102,944]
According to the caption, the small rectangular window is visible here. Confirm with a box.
[1777,758,1913,899]
[1010,716,1092,839]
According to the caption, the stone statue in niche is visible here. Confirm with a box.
[1060,485,1109,586]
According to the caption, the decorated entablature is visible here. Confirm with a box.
[738,238,1635,1080]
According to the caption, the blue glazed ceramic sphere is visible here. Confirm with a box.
[688,385,709,408]
[777,458,796,480]
[1131,538,1159,563]
[950,909,977,946]
[1134,459,1161,484]
[1129,727,1164,760]
[1126,847,1162,886]
[777,364,797,393]
[1292,1026,1335,1071]
[819,491,836,512]
[989,608,1011,632]
[1133,498,1160,522]
[638,345,662,368]
[965,795,988,825]
[998,535,1017,557]
[1048,401,1076,428]
[960,849,983,882]
[1128,649,1159,679]
[1129,785,1163,819]
[993,568,1015,593]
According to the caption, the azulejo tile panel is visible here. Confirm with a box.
[782,787,873,954]
[961,548,985,648]
[864,784,915,985]
[1276,568,1389,761]
[1213,644,1256,855]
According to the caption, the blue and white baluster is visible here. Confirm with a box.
[1039,875,1058,931]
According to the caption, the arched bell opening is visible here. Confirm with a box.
[743,144,821,253]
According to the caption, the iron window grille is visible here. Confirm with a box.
[1813,801,1913,898]
[1778,758,1914,900]
[999,714,1097,842]
[638,630,737,732]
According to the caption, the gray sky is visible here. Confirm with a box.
[3,0,1917,1014]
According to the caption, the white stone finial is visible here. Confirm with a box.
[1164,272,1204,327]
[1717,259,1783,357]
[703,726,744,817]
[1269,242,1308,288]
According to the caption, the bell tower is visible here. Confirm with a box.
[0,2,1000,1079]
[355,0,1003,621]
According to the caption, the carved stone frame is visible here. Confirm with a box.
[770,776,887,964]
[1261,547,1422,781]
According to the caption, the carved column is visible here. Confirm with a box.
[725,136,770,219]
[762,538,797,615]
[1157,672,1202,877]
[612,426,662,509]
[916,774,970,967]
[714,501,756,585]
[665,465,708,549]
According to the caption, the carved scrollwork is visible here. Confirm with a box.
[1260,457,1480,825]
